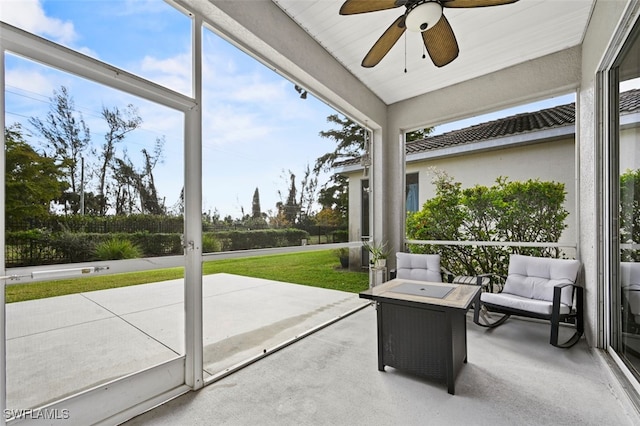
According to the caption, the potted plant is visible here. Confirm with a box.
[333,247,350,268]
[363,240,389,268]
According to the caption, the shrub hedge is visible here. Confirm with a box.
[6,228,310,267]
[212,228,309,251]
[8,214,185,234]
[406,173,569,278]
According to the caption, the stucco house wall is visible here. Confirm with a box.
[341,135,578,266]
[407,137,577,247]
[620,124,640,173]
[341,97,640,271]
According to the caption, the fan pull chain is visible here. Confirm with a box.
[422,43,426,60]
[404,33,407,73]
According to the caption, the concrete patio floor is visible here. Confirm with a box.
[5,273,366,410]
[125,304,640,426]
[6,272,640,425]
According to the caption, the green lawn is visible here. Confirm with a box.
[5,250,369,303]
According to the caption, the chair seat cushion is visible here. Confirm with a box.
[481,292,571,316]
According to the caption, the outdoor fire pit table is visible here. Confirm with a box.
[360,278,481,395]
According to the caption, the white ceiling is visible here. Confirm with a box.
[273,0,595,105]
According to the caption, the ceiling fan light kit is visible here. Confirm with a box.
[405,1,443,32]
[339,0,519,69]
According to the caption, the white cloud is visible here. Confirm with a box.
[75,45,100,59]
[204,106,273,150]
[2,6,335,218]
[0,0,77,45]
[115,0,169,17]
[230,78,287,104]
[139,52,192,95]
[196,48,320,153]
[5,67,55,96]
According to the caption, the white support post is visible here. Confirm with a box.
[371,128,386,247]
[1,39,7,426]
[184,14,204,391]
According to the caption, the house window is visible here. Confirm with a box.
[361,179,370,266]
[406,173,419,213]
[611,17,640,380]
[361,179,370,237]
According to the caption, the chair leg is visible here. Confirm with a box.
[473,303,510,328]
[551,329,583,348]
[550,286,583,348]
[551,313,583,348]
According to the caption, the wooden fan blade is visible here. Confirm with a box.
[422,15,459,67]
[362,15,406,68]
[340,0,403,15]
[443,0,518,8]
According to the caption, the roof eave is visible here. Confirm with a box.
[407,124,575,163]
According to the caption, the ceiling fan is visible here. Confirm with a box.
[339,0,519,68]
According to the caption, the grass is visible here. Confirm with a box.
[5,250,369,303]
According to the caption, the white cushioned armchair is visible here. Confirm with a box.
[473,254,583,348]
[395,252,444,282]
[621,262,640,331]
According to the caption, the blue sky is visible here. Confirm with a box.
[1,0,339,218]
[6,1,635,218]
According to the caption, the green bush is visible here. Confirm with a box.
[6,228,57,266]
[202,233,222,253]
[50,231,100,263]
[332,229,349,243]
[621,169,640,261]
[406,172,569,277]
[5,223,308,266]
[8,214,184,233]
[94,238,143,260]
[213,228,309,251]
[128,232,183,256]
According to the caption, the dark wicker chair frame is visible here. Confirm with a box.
[471,256,584,349]
[473,284,584,348]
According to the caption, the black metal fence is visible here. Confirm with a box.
[7,216,184,234]
[5,216,348,267]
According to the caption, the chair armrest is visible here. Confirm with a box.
[471,273,492,289]
[554,282,575,288]
[489,274,508,293]
[450,273,497,292]
[478,273,503,292]
[441,267,454,283]
[552,282,579,310]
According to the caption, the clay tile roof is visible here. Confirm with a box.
[336,89,640,169]
[405,103,575,154]
[621,88,640,113]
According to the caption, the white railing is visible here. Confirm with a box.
[406,239,577,249]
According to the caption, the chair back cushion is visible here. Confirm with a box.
[621,262,640,317]
[502,254,580,306]
[396,252,442,282]
[621,262,640,289]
